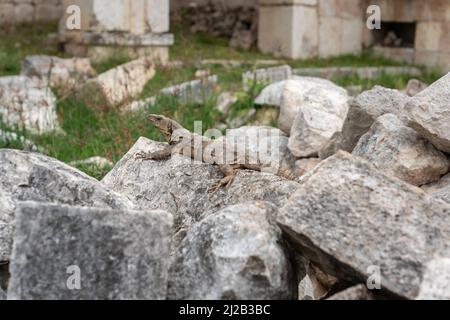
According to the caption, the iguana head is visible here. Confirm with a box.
[148,114,183,142]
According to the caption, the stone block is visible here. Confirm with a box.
[341,18,363,54]
[415,22,442,52]
[319,17,342,57]
[7,202,173,300]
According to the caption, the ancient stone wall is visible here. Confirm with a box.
[0,0,63,25]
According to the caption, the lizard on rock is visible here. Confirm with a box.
[135,114,300,192]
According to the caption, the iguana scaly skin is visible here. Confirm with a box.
[136,114,299,192]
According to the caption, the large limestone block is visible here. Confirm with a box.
[77,57,155,107]
[258,5,318,59]
[353,113,449,186]
[167,201,295,300]
[0,76,60,134]
[0,149,133,262]
[277,151,450,299]
[404,72,450,153]
[7,202,173,300]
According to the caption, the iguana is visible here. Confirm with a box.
[135,114,299,192]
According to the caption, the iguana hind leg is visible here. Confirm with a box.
[208,164,237,194]
[135,147,172,161]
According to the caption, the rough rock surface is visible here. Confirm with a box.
[0,76,60,134]
[285,82,349,157]
[0,287,5,300]
[320,86,410,159]
[277,151,450,299]
[167,201,295,300]
[279,77,348,135]
[102,137,300,243]
[404,72,450,153]
[0,149,133,262]
[7,202,173,300]
[21,55,95,91]
[294,158,321,178]
[422,173,450,204]
[77,58,155,107]
[254,80,288,107]
[416,258,450,300]
[223,126,289,171]
[327,284,374,300]
[353,114,449,186]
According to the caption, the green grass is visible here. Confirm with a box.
[0,21,444,180]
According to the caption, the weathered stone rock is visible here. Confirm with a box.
[0,149,133,262]
[416,258,450,300]
[404,72,450,153]
[353,114,449,186]
[160,75,218,104]
[21,55,96,91]
[102,137,300,243]
[279,77,348,135]
[422,173,450,204]
[320,86,410,159]
[7,202,173,300]
[254,80,287,107]
[0,189,14,262]
[0,76,60,134]
[243,65,292,92]
[77,58,155,107]
[277,151,450,299]
[405,79,428,97]
[215,92,237,115]
[0,287,5,300]
[287,85,349,157]
[167,201,295,300]
[224,125,288,168]
[294,158,321,177]
[327,284,374,300]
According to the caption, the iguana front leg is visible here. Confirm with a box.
[135,147,173,161]
[208,164,237,194]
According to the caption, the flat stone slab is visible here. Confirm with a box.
[7,202,173,300]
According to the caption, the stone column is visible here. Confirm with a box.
[59,0,173,63]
